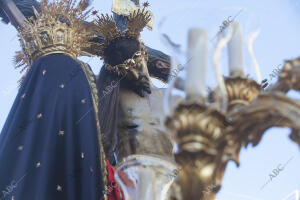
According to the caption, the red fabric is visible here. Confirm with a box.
[117,170,135,189]
[106,160,123,200]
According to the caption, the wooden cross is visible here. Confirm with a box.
[112,0,139,31]
[0,0,25,28]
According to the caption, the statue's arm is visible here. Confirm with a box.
[146,46,171,83]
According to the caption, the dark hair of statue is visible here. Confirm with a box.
[103,37,141,66]
[97,37,141,164]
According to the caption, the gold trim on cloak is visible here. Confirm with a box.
[77,60,109,200]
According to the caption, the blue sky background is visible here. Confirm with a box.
[0,0,300,199]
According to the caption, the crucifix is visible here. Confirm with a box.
[0,0,174,163]
[108,0,174,162]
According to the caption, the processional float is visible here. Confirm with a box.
[1,0,299,200]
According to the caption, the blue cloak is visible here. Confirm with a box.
[0,54,107,200]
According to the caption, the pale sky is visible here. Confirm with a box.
[0,0,300,199]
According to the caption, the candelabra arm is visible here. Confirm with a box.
[268,57,300,93]
[227,92,300,148]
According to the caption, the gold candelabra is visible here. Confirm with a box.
[165,57,300,200]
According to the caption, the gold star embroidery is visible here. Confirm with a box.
[59,84,65,89]
[36,162,41,168]
[81,152,85,159]
[81,99,86,104]
[42,70,47,75]
[21,93,26,99]
[18,146,23,151]
[37,113,43,119]
[56,185,62,191]
[58,130,64,136]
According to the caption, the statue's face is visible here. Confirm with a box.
[127,56,148,81]
[124,50,152,97]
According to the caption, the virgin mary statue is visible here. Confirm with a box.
[0,0,110,199]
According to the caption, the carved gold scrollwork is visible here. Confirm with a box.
[167,57,300,200]
[166,103,229,200]
[225,76,261,111]
[227,57,300,149]
[228,92,300,148]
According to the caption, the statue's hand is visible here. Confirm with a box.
[124,63,152,97]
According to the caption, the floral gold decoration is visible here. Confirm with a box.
[225,76,261,111]
[166,57,300,200]
[165,103,230,200]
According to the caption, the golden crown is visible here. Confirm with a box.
[93,8,152,58]
[15,0,93,80]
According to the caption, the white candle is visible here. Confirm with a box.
[228,22,245,76]
[185,28,207,100]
